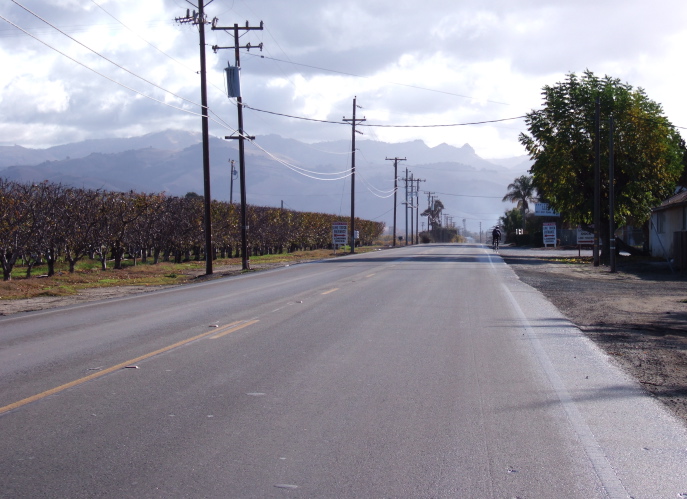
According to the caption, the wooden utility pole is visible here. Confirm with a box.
[409,173,414,244]
[211,20,263,270]
[175,0,214,275]
[385,157,405,247]
[414,177,425,244]
[343,97,365,253]
[594,96,601,267]
[402,168,413,245]
[609,116,616,273]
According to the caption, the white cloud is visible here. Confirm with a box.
[1,0,687,158]
[4,76,70,113]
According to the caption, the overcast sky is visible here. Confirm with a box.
[2,0,687,160]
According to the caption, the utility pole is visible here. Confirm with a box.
[386,157,406,247]
[409,173,414,245]
[211,19,263,270]
[343,97,365,253]
[609,115,616,273]
[403,168,412,245]
[594,96,601,267]
[414,177,425,244]
[175,0,214,275]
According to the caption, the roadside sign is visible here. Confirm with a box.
[332,222,348,246]
[543,222,557,247]
[577,227,594,245]
[534,203,561,217]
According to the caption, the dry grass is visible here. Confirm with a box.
[1,246,385,301]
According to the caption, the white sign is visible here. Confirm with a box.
[577,227,594,245]
[543,222,557,247]
[534,203,560,217]
[332,222,348,245]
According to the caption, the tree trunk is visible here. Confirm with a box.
[99,248,108,270]
[25,260,35,278]
[1,252,18,281]
[47,246,56,277]
[113,245,125,270]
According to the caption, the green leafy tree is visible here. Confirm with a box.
[520,70,684,254]
[500,207,523,239]
[502,175,536,230]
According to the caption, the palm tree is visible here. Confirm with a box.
[421,199,444,230]
[502,175,536,230]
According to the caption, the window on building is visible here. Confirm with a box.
[656,212,666,234]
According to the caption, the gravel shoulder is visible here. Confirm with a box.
[500,246,687,424]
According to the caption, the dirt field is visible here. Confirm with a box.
[2,249,686,425]
[502,250,687,424]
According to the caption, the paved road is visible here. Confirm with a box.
[1,244,686,498]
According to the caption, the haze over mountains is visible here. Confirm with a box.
[0,130,530,233]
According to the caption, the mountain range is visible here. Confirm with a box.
[0,130,531,234]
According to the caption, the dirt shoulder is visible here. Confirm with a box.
[0,260,290,316]
[501,248,687,424]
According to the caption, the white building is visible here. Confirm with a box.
[650,189,687,265]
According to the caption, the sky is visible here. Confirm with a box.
[2,0,687,161]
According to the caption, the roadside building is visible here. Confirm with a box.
[650,189,687,266]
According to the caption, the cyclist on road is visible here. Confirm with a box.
[492,226,502,251]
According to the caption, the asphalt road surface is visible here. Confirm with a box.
[1,244,686,498]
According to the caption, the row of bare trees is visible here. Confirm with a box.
[0,179,385,281]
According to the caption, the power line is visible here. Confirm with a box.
[243,103,526,128]
[244,52,510,105]
[243,104,347,125]
[361,116,527,128]
[12,0,198,108]
[248,140,353,180]
[89,0,197,74]
[432,191,504,199]
[358,171,396,199]
[0,9,249,139]
[2,8,356,183]
[0,13,211,122]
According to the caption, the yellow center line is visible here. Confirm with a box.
[321,288,339,295]
[365,273,376,278]
[0,320,257,417]
[210,319,259,339]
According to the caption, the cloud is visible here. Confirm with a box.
[2,0,687,158]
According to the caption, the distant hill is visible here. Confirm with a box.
[0,130,202,169]
[0,130,531,232]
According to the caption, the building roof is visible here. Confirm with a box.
[653,189,687,212]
